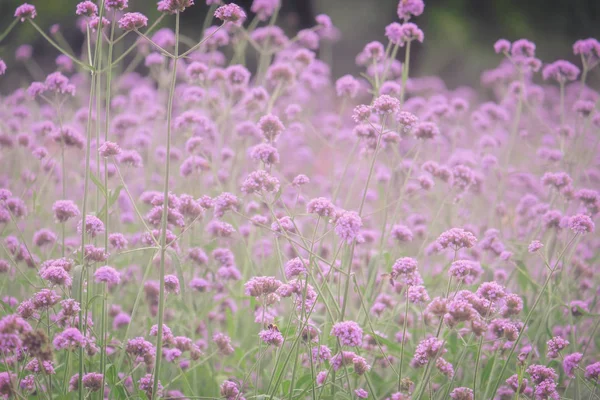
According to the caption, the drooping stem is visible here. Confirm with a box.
[152,10,180,398]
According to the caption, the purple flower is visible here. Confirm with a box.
[568,214,595,234]
[449,387,473,400]
[244,276,282,297]
[53,327,86,350]
[82,373,103,392]
[40,266,72,287]
[542,60,580,82]
[563,352,582,378]
[106,0,128,10]
[397,0,424,21]
[214,4,247,26]
[413,121,439,140]
[546,336,569,359]
[157,0,195,13]
[528,240,543,253]
[407,285,429,303]
[307,197,336,217]
[98,141,121,157]
[76,1,98,17]
[15,3,36,21]
[411,337,445,367]
[33,289,61,309]
[373,94,401,115]
[220,380,242,399]
[494,39,511,53]
[258,114,285,142]
[164,275,180,294]
[94,266,120,285]
[585,361,600,380]
[213,333,234,355]
[118,12,148,31]
[334,210,362,244]
[251,0,279,21]
[259,327,284,346]
[434,228,477,251]
[77,215,105,238]
[335,75,360,98]
[331,321,363,347]
[139,373,163,399]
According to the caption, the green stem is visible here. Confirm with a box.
[397,291,409,390]
[488,235,578,398]
[28,19,93,71]
[0,18,18,43]
[152,10,180,398]
[399,40,411,105]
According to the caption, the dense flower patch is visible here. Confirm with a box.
[0,0,599,399]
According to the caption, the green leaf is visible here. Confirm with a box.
[373,333,404,355]
[72,265,84,303]
[481,354,496,385]
[89,173,107,197]
[515,260,533,292]
[282,380,291,395]
[110,185,123,206]
[273,186,283,204]
[296,374,313,389]
[446,331,458,354]
[106,364,118,385]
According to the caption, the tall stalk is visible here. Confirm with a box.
[99,13,116,394]
[152,10,180,398]
[77,2,105,397]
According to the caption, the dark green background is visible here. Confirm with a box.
[0,0,598,90]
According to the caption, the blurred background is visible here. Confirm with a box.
[1,0,599,92]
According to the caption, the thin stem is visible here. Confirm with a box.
[152,10,180,398]
[489,234,579,398]
[398,290,409,390]
[0,18,18,43]
[28,19,93,71]
[399,40,412,105]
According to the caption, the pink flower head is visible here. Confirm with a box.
[98,141,121,157]
[542,60,580,83]
[15,3,37,21]
[106,0,128,10]
[118,12,148,31]
[214,3,247,26]
[331,321,363,347]
[494,39,511,54]
[528,240,543,253]
[397,0,424,21]
[53,200,80,222]
[259,326,284,346]
[335,210,362,244]
[94,266,121,285]
[164,275,180,294]
[251,0,279,21]
[76,1,98,17]
[158,0,195,13]
[53,327,86,350]
[568,214,595,234]
[82,373,103,392]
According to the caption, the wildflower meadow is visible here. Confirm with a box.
[0,0,599,399]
